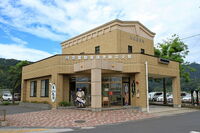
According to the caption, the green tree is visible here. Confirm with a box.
[8,61,30,104]
[155,34,194,82]
[155,34,194,104]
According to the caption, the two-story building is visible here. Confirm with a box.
[21,19,181,111]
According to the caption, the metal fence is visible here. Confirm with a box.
[0,110,6,121]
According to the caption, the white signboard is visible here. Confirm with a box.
[65,54,132,60]
[50,83,56,102]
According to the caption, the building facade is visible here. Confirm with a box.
[21,20,181,111]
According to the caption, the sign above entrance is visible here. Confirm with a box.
[66,54,132,60]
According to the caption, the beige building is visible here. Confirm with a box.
[21,19,181,111]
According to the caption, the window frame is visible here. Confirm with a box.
[30,81,37,97]
[95,46,100,54]
[141,48,145,54]
[128,45,133,53]
[40,79,49,97]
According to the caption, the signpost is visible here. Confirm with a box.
[50,83,56,102]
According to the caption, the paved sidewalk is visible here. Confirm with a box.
[6,109,153,128]
[149,105,198,116]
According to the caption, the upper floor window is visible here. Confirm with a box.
[95,46,100,54]
[141,49,145,54]
[41,79,49,97]
[128,45,132,53]
[30,81,37,97]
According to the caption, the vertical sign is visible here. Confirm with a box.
[50,83,56,102]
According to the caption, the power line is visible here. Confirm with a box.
[181,34,200,40]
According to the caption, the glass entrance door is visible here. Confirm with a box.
[102,76,123,106]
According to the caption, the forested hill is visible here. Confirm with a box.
[0,58,20,68]
[0,58,20,90]
[188,63,200,80]
[181,62,200,90]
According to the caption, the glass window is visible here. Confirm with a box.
[95,46,100,54]
[111,77,122,82]
[30,81,37,97]
[141,49,145,54]
[76,77,90,82]
[102,77,110,82]
[41,79,49,97]
[128,45,132,53]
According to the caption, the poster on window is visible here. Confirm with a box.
[50,83,56,102]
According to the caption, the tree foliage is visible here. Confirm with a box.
[8,61,30,92]
[155,34,194,82]
[8,61,30,103]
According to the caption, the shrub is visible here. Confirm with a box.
[2,101,10,105]
[59,101,71,107]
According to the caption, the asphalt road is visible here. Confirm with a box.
[70,111,200,133]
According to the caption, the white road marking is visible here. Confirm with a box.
[190,131,200,133]
[81,127,95,129]
[27,128,74,133]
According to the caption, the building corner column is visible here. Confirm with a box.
[91,68,102,111]
[51,74,64,109]
[134,71,147,111]
[172,75,181,108]
[21,80,27,102]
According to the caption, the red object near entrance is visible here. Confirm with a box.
[109,91,113,95]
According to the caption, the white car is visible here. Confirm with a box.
[157,93,171,102]
[182,95,191,102]
[151,92,163,101]
[167,94,173,102]
[2,93,13,101]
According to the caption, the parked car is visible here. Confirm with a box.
[166,92,189,103]
[151,92,163,101]
[2,93,12,101]
[148,92,157,100]
[167,94,173,102]
[14,93,21,101]
[157,93,171,102]
[181,92,188,98]
[182,95,191,102]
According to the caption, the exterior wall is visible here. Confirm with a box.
[62,30,118,54]
[22,54,179,80]
[62,29,154,55]
[118,30,154,55]
[63,76,70,102]
[21,53,180,109]
[61,20,155,55]
[23,76,51,103]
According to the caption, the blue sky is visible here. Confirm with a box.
[0,0,200,63]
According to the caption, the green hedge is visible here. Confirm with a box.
[59,101,71,107]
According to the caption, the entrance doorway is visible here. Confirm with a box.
[70,76,91,106]
[102,76,130,107]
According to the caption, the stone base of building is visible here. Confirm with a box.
[173,104,181,108]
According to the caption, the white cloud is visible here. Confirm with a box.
[0,0,200,63]
[0,43,52,62]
